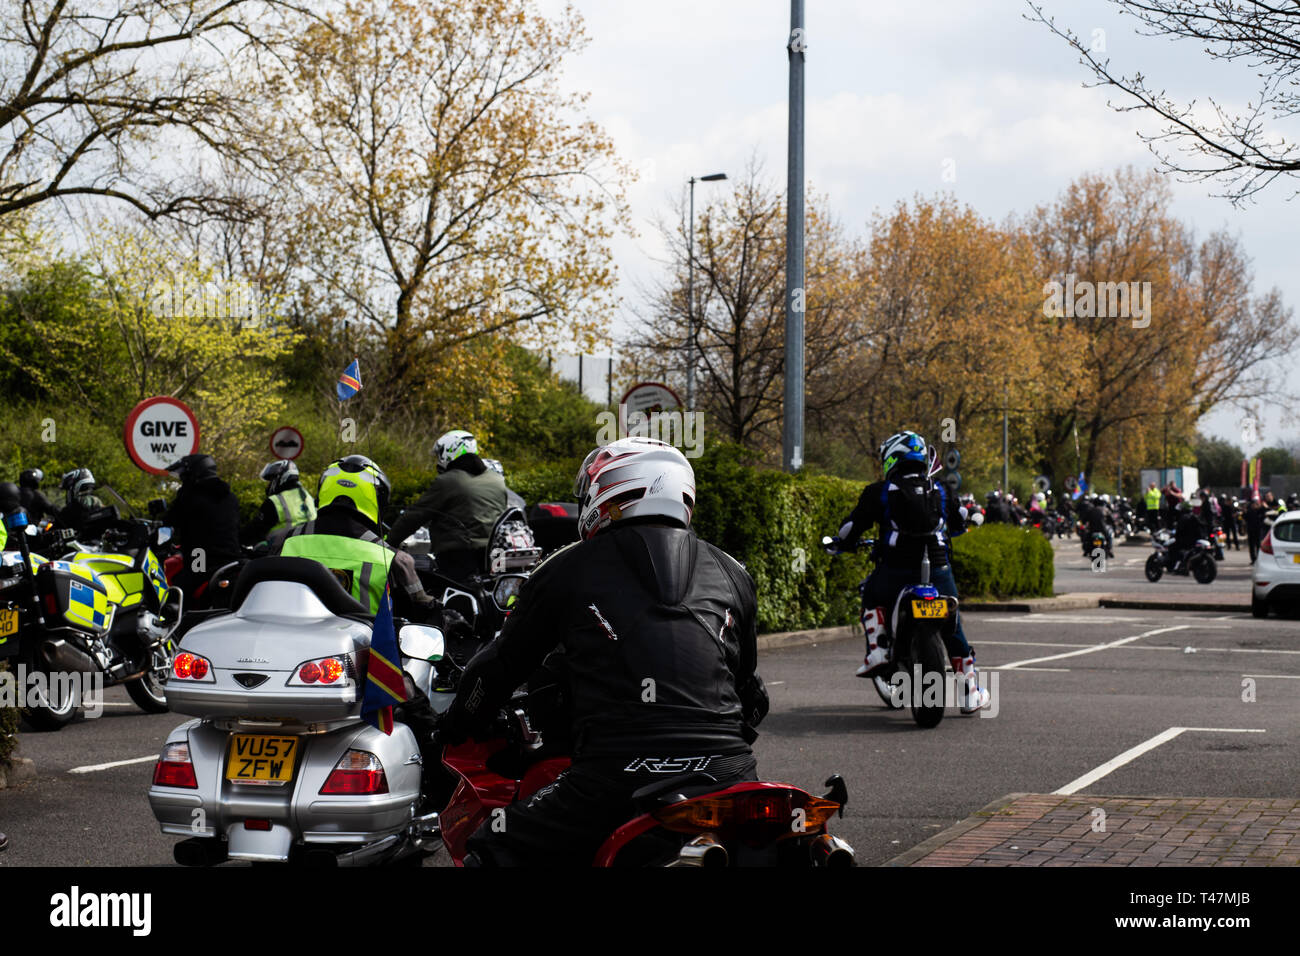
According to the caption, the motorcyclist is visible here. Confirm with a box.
[385,430,508,583]
[832,431,990,714]
[161,455,243,599]
[242,460,317,546]
[273,455,435,617]
[55,469,109,539]
[0,481,20,549]
[437,437,770,867]
[1078,496,1115,559]
[984,490,1008,524]
[1167,500,1206,572]
[17,469,59,523]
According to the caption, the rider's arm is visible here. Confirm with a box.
[240,500,277,546]
[439,560,563,742]
[837,481,885,547]
[726,558,768,739]
[385,479,449,547]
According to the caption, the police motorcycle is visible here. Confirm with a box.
[1,498,180,729]
[148,556,449,867]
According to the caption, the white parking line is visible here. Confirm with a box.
[1000,625,1190,670]
[1054,727,1267,795]
[68,755,157,774]
[1242,674,1300,679]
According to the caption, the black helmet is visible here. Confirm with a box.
[18,468,43,489]
[260,460,300,495]
[166,454,218,483]
[60,468,95,501]
[0,482,20,514]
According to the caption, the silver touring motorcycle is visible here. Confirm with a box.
[148,557,449,867]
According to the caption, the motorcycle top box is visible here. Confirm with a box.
[165,559,376,723]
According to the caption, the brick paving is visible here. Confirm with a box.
[887,794,1300,867]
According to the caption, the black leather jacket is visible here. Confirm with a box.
[441,521,768,760]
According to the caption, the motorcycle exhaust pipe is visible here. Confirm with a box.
[672,834,729,868]
[39,638,97,675]
[809,833,856,868]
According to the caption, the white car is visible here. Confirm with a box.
[1252,510,1300,618]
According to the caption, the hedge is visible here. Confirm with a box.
[951,523,1056,600]
[1,662,17,767]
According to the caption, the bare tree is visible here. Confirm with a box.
[1028,1,1300,203]
[0,0,292,222]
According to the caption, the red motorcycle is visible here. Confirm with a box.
[437,700,855,867]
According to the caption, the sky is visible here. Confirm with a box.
[538,0,1298,455]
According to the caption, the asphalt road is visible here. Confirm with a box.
[1,603,1294,867]
[1049,528,1256,597]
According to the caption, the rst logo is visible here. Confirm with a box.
[623,756,719,773]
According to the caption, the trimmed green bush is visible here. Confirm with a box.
[951,524,1055,599]
[0,662,17,767]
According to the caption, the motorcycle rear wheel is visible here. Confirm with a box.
[125,639,174,713]
[1144,554,1164,583]
[21,668,81,731]
[909,631,947,729]
[1191,554,1217,585]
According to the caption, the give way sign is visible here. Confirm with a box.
[123,397,201,476]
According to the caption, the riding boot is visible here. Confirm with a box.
[855,606,889,677]
[952,655,990,715]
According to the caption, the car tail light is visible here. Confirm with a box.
[152,741,198,788]
[1261,532,1273,555]
[173,652,214,682]
[653,788,841,841]
[244,819,272,832]
[320,750,388,795]
[289,656,350,687]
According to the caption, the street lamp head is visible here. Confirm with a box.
[700,173,728,182]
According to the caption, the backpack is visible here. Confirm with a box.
[880,471,946,542]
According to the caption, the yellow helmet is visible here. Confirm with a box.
[318,455,390,525]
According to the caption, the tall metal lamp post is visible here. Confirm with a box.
[687,172,727,411]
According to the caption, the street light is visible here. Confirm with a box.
[687,172,727,411]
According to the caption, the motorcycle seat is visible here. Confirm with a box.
[228,556,370,619]
[629,772,723,812]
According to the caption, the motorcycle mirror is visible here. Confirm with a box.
[821,535,834,546]
[155,526,173,547]
[399,624,445,662]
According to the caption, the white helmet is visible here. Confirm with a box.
[574,437,695,541]
[433,430,478,472]
[1033,492,1046,504]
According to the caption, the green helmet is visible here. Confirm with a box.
[878,431,929,477]
[318,455,390,525]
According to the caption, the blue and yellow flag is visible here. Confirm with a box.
[337,359,362,401]
[362,585,407,735]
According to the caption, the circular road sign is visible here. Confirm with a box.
[943,448,962,471]
[270,426,305,461]
[124,397,200,476]
[1033,475,1051,493]
[942,471,962,493]
[620,382,684,415]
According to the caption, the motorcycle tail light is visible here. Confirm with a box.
[152,741,198,788]
[1261,532,1273,555]
[173,652,214,682]
[320,750,388,795]
[289,656,350,686]
[653,789,840,839]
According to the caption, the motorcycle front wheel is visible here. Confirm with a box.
[1144,554,1164,583]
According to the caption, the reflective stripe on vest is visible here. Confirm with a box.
[279,528,391,614]
[271,486,317,534]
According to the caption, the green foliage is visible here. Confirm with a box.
[951,524,1055,599]
[0,661,16,767]
[1258,446,1299,483]
[1196,433,1246,487]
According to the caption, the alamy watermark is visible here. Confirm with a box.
[595,404,704,458]
[0,664,103,717]
[149,275,260,327]
[1043,274,1151,329]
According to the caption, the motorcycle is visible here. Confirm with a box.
[1079,527,1111,559]
[148,556,450,867]
[822,535,956,729]
[1,506,180,729]
[437,687,855,867]
[1145,530,1217,585]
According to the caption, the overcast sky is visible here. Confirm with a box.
[538,0,1298,453]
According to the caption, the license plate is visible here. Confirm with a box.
[911,600,948,619]
[1293,554,1300,564]
[0,608,17,637]
[226,735,299,785]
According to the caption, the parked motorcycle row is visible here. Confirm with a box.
[3,470,855,868]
